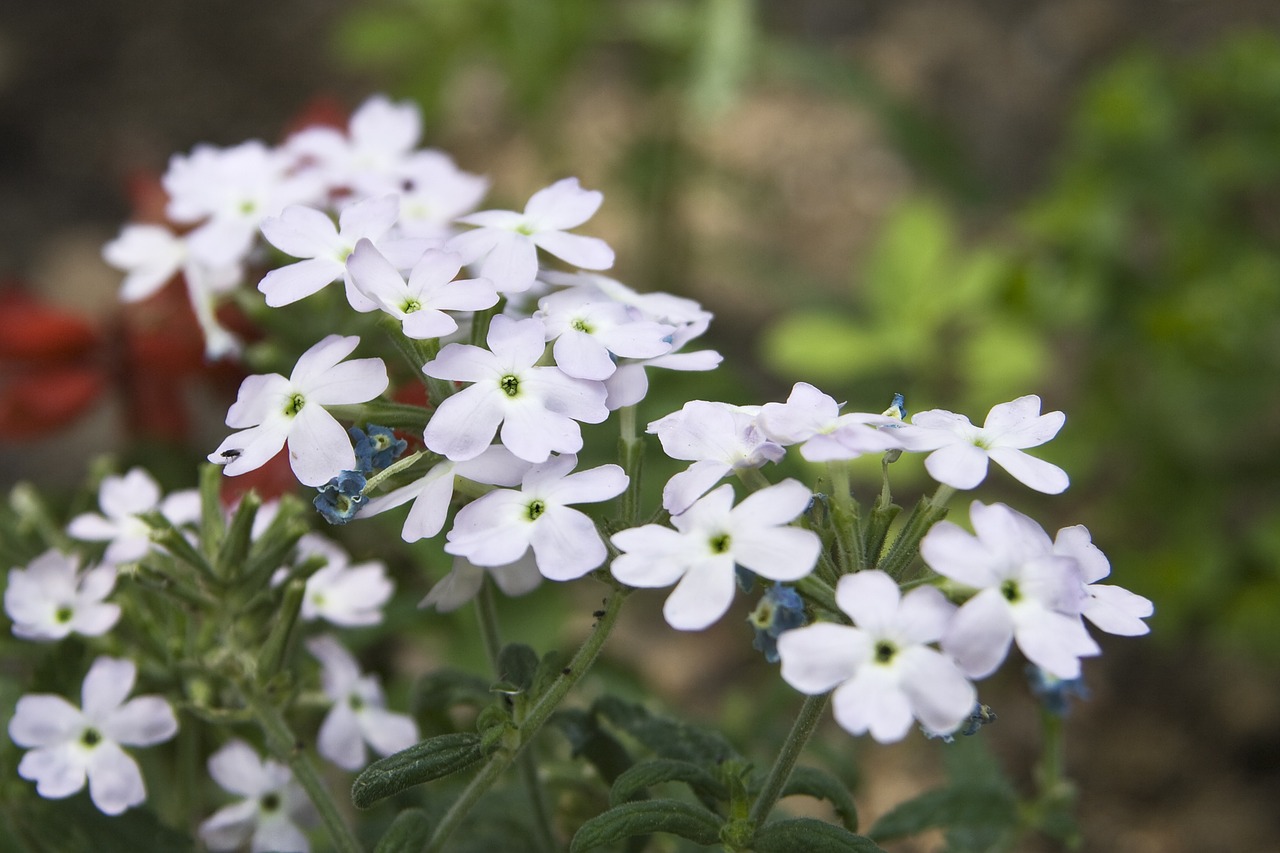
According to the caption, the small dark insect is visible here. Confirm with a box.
[592,610,606,619]
[220,449,242,460]
[562,668,572,675]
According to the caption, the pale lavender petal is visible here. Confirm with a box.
[532,231,614,270]
[553,331,616,380]
[429,277,498,313]
[420,559,485,613]
[490,556,544,597]
[499,403,581,463]
[101,469,162,516]
[777,623,864,694]
[530,508,605,580]
[198,800,259,851]
[1054,525,1110,583]
[104,696,178,746]
[663,559,736,631]
[405,248,462,294]
[287,406,357,487]
[66,514,119,542]
[401,309,458,340]
[70,603,122,637]
[924,443,990,490]
[986,447,1069,494]
[893,585,955,645]
[454,445,531,486]
[307,635,361,697]
[943,589,1014,679]
[423,343,501,383]
[834,571,901,633]
[547,464,628,506]
[209,740,271,797]
[346,238,408,305]
[86,741,146,815]
[259,258,343,307]
[731,479,812,528]
[733,526,820,582]
[1014,611,1099,679]
[662,460,731,516]
[455,209,524,229]
[897,647,976,735]
[526,368,608,422]
[225,373,291,428]
[305,357,387,406]
[832,669,913,743]
[359,708,419,758]
[338,195,400,242]
[609,526,691,588]
[445,227,503,264]
[1084,585,1154,636]
[19,744,86,799]
[253,813,311,853]
[9,696,83,747]
[317,704,366,771]
[82,657,136,720]
[213,422,290,478]
[523,178,602,229]
[260,205,338,258]
[423,387,505,461]
[920,521,998,588]
[290,335,361,386]
[479,233,538,293]
[604,364,649,409]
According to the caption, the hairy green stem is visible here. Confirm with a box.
[825,463,864,574]
[876,484,954,580]
[247,690,363,853]
[618,405,644,527]
[747,692,831,826]
[426,586,630,852]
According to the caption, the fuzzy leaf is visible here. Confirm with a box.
[867,785,1018,842]
[352,733,484,809]
[374,808,433,853]
[569,799,723,852]
[609,758,728,808]
[593,696,741,764]
[497,643,539,692]
[779,766,859,832]
[752,818,885,853]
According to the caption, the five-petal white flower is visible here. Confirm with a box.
[198,740,312,853]
[208,335,388,487]
[906,395,1069,494]
[422,315,608,463]
[757,382,909,462]
[445,454,628,581]
[1052,525,1154,637]
[307,636,420,772]
[610,480,820,631]
[8,656,178,815]
[447,177,615,293]
[5,550,120,641]
[67,467,200,564]
[921,501,1100,679]
[535,286,674,380]
[777,570,976,743]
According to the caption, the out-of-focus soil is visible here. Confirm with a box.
[3,1,1279,851]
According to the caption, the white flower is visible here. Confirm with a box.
[420,554,543,613]
[208,335,388,487]
[362,445,531,542]
[905,395,1069,494]
[610,480,820,631]
[8,657,178,815]
[647,401,785,515]
[445,454,627,581]
[535,287,674,380]
[422,315,608,463]
[301,556,393,628]
[394,150,489,240]
[5,550,119,641]
[778,571,976,743]
[307,636,420,772]
[198,740,312,853]
[257,195,425,309]
[67,467,200,564]
[286,94,423,198]
[757,382,908,462]
[921,501,1100,680]
[346,239,498,339]
[1052,525,1153,637]
[447,177,615,293]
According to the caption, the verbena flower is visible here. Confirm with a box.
[307,636,420,772]
[647,401,785,515]
[67,467,200,564]
[285,94,422,198]
[445,454,627,581]
[313,470,368,525]
[8,656,178,815]
[905,395,1069,494]
[777,571,976,743]
[419,554,543,613]
[421,315,608,463]
[447,177,615,294]
[208,335,388,487]
[198,740,312,853]
[756,382,909,462]
[921,501,1100,680]
[5,550,119,641]
[610,480,820,631]
[394,150,489,240]
[1052,524,1154,636]
[535,286,674,380]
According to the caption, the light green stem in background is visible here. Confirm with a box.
[248,690,363,853]
[618,405,645,527]
[747,692,830,826]
[427,587,629,852]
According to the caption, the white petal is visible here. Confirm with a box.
[86,742,146,815]
[290,335,361,387]
[9,695,84,747]
[82,657,136,720]
[530,508,606,580]
[777,623,864,694]
[19,744,87,799]
[897,647,976,735]
[663,559,736,631]
[304,357,388,406]
[732,526,820,582]
[317,704,366,771]
[260,205,339,259]
[359,708,419,758]
[209,740,272,797]
[943,590,1015,679]
[287,406,357,487]
[104,696,178,747]
[532,231,614,270]
[1014,611,1099,679]
[831,669,914,743]
[523,178,602,230]
[986,447,1069,494]
[834,571,901,633]
[479,233,538,293]
[924,443,990,490]
[420,559,485,613]
[259,258,343,307]
[1084,585,1153,636]
[199,800,260,851]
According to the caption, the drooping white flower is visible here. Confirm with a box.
[611,480,820,631]
[306,636,420,772]
[777,571,976,743]
[905,396,1069,494]
[921,501,1100,680]
[756,382,909,462]
[1052,525,1153,637]
[285,94,423,198]
[198,740,312,853]
[447,177,615,293]
[419,553,543,613]
[67,467,200,564]
[300,551,394,629]
[208,335,388,487]
[362,445,531,542]
[535,286,674,380]
[445,454,628,581]
[5,550,119,641]
[8,657,178,815]
[346,239,498,339]
[421,316,608,463]
[257,195,426,309]
[647,401,785,515]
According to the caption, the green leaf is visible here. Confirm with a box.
[779,766,858,832]
[751,818,885,852]
[374,807,433,853]
[569,799,723,852]
[414,669,493,713]
[593,696,742,765]
[497,643,539,692]
[609,758,728,808]
[553,708,634,785]
[867,785,1018,843]
[352,733,484,809]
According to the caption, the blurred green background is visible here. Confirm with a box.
[2,1,1279,850]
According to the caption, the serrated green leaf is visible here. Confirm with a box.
[352,733,484,809]
[751,818,885,852]
[569,799,723,852]
[609,758,728,808]
[374,807,433,853]
[867,785,1018,842]
[779,766,858,832]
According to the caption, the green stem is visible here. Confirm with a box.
[426,586,630,852]
[247,690,363,853]
[618,405,644,527]
[363,450,429,494]
[747,692,830,826]
[876,484,954,581]
[825,463,863,574]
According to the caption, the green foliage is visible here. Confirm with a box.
[570,798,724,852]
[351,733,485,809]
[609,758,729,809]
[779,765,859,833]
[2,796,194,853]
[751,818,885,853]
[373,807,433,853]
